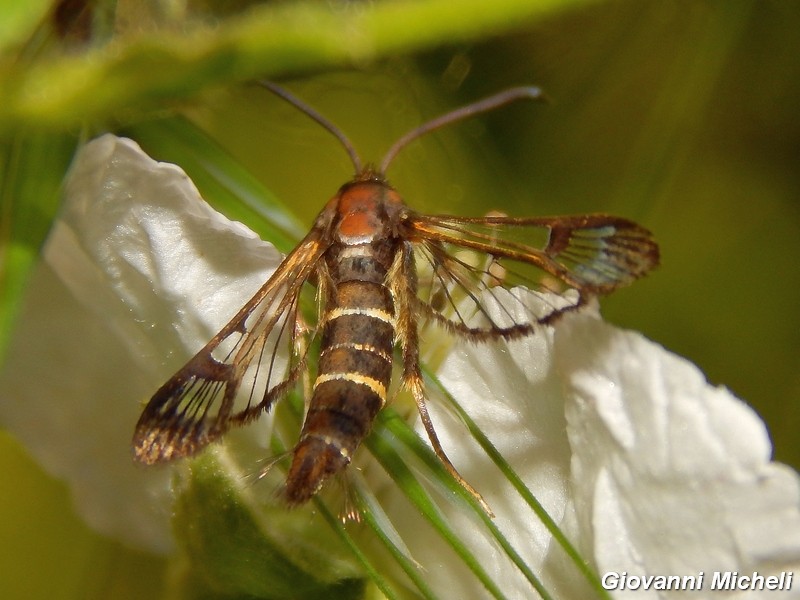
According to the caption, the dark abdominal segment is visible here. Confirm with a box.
[284,255,396,503]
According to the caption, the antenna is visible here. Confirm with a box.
[379,86,547,174]
[259,82,547,179]
[258,80,363,176]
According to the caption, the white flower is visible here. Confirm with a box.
[390,294,800,598]
[0,134,281,553]
[2,134,799,598]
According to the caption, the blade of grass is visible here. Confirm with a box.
[424,367,612,599]
[374,407,555,600]
[312,495,408,600]
[365,416,509,600]
[351,480,437,600]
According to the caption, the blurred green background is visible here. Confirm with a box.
[1,1,799,598]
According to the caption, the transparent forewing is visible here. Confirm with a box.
[132,232,328,464]
[406,213,659,336]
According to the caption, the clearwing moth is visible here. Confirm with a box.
[132,82,659,515]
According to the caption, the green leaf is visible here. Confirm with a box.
[0,0,596,134]
[0,131,77,365]
[173,452,365,600]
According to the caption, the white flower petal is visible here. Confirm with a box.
[381,290,800,599]
[555,310,800,596]
[381,291,586,598]
[0,135,281,553]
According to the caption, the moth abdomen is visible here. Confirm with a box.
[284,215,398,503]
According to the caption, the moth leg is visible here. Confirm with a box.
[293,307,313,414]
[392,242,494,518]
[336,470,363,524]
[406,372,494,518]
